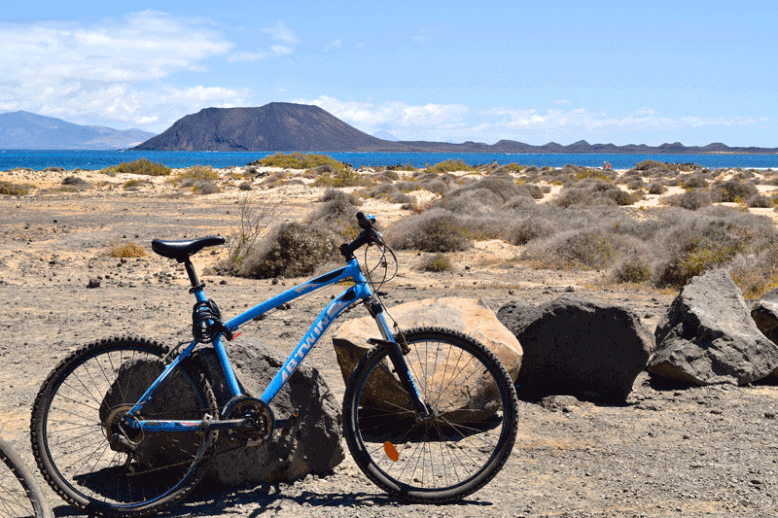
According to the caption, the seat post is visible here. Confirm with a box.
[182,259,203,291]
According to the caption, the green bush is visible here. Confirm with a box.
[314,168,363,188]
[241,222,339,279]
[177,165,219,182]
[254,152,347,170]
[104,159,171,176]
[425,159,475,174]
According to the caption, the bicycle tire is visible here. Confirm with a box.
[30,336,217,518]
[342,326,519,503]
[0,436,53,518]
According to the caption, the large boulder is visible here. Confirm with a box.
[497,295,654,402]
[102,338,344,488]
[648,269,778,386]
[331,298,522,421]
[192,338,344,486]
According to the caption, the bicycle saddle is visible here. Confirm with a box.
[151,236,225,262]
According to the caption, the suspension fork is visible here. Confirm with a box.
[367,337,430,418]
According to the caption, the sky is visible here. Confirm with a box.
[1,0,776,147]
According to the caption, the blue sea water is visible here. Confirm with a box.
[1,149,777,171]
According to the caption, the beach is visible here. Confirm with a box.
[2,162,778,517]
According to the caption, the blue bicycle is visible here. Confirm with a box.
[30,213,519,517]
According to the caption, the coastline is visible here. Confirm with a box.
[2,149,778,171]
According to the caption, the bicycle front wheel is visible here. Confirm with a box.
[0,436,53,518]
[342,327,519,503]
[30,337,217,518]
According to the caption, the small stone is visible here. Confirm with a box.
[86,278,101,289]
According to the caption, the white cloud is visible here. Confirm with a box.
[228,20,300,62]
[413,30,431,43]
[293,95,469,140]
[323,39,343,52]
[293,98,770,143]
[0,11,256,131]
[1,11,233,83]
[481,107,763,137]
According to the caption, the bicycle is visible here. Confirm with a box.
[30,212,519,517]
[0,436,52,518]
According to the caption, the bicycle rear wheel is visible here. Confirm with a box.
[0,436,52,518]
[342,327,519,503]
[30,337,217,518]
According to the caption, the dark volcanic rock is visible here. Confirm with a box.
[191,337,345,487]
[648,269,778,386]
[497,295,654,402]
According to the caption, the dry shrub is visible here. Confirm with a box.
[177,165,219,182]
[420,253,453,272]
[747,194,774,208]
[510,218,556,245]
[663,190,713,211]
[108,240,146,258]
[180,178,219,195]
[387,209,471,252]
[0,181,32,195]
[654,207,778,288]
[307,189,363,239]
[240,222,339,279]
[717,179,758,202]
[550,231,617,269]
[647,183,667,195]
[446,177,519,203]
[613,257,652,284]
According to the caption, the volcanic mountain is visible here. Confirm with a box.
[132,103,404,152]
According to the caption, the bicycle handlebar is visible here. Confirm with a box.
[340,212,381,259]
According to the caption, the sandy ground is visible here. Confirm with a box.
[2,164,778,517]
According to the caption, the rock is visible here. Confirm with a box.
[192,337,344,487]
[331,298,522,421]
[101,338,344,488]
[86,278,101,288]
[648,269,778,386]
[497,295,654,402]
[750,299,778,344]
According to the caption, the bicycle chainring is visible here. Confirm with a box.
[223,396,274,444]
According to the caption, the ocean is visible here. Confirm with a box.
[1,149,777,171]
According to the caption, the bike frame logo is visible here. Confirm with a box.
[281,305,338,383]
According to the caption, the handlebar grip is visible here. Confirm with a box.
[356,212,375,231]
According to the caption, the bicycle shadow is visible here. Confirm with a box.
[51,482,492,517]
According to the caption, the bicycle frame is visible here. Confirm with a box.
[124,257,399,434]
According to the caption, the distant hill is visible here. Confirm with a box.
[133,103,778,154]
[0,111,156,150]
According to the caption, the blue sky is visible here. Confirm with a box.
[1,0,775,146]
